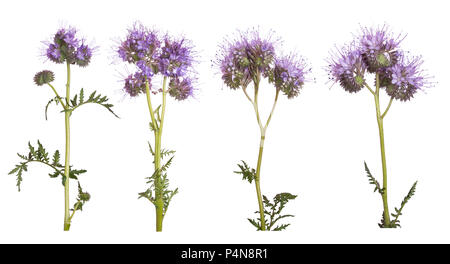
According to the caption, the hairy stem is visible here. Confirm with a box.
[373,73,391,227]
[255,134,266,230]
[145,77,168,232]
[156,77,167,232]
[63,62,71,231]
[249,80,280,231]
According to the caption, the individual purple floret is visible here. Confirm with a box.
[168,77,194,100]
[271,54,310,98]
[380,55,428,101]
[159,36,194,78]
[45,27,93,67]
[124,72,147,97]
[359,25,404,73]
[218,30,276,90]
[328,43,367,93]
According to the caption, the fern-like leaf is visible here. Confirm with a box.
[9,141,87,190]
[63,88,119,118]
[389,181,418,228]
[234,160,256,183]
[364,161,384,194]
[248,192,297,231]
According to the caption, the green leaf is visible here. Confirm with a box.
[234,160,256,184]
[160,149,176,159]
[148,142,155,156]
[79,88,85,104]
[364,161,384,194]
[388,181,418,228]
[249,192,297,231]
[10,141,89,190]
[10,141,64,191]
[248,218,262,231]
[63,89,119,118]
[52,150,61,166]
[140,146,178,217]
[154,105,162,122]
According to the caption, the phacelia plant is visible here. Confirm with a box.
[327,25,431,228]
[9,26,118,231]
[217,29,311,231]
[117,23,196,232]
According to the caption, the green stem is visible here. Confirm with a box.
[145,78,158,131]
[63,62,71,231]
[255,134,266,230]
[381,97,394,119]
[248,80,280,231]
[47,83,67,109]
[264,90,280,130]
[373,73,391,227]
[145,77,168,232]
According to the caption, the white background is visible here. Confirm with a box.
[0,0,449,243]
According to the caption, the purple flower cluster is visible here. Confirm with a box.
[328,25,431,101]
[118,24,160,77]
[159,37,193,78]
[168,77,194,101]
[328,43,367,93]
[217,30,309,99]
[359,26,403,73]
[217,31,275,89]
[46,27,93,67]
[117,23,196,99]
[124,72,147,97]
[271,55,311,98]
[380,56,427,101]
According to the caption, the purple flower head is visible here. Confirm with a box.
[359,25,404,73]
[124,71,147,97]
[117,23,160,77]
[329,25,432,101]
[117,23,198,99]
[271,54,311,99]
[168,77,194,101]
[75,41,93,67]
[328,43,367,93]
[45,26,93,67]
[217,30,277,89]
[380,55,430,101]
[158,36,195,78]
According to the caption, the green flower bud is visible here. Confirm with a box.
[33,70,55,86]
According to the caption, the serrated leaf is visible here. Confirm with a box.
[249,192,297,231]
[64,89,119,118]
[364,161,384,195]
[234,160,256,184]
